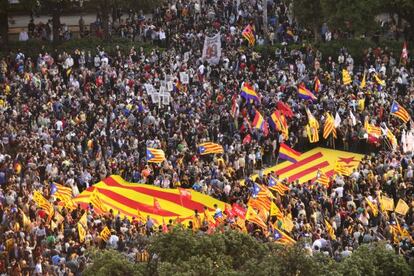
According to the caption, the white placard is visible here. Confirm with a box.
[180,72,189,84]
[202,33,221,65]
[167,81,173,92]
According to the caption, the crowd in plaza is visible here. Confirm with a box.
[0,0,413,274]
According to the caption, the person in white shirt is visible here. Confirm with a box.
[19,30,29,41]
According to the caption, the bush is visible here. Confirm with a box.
[84,230,413,276]
[0,37,162,59]
[255,38,407,64]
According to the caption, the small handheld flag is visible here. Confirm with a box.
[146,148,166,163]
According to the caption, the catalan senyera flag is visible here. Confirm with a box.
[245,206,268,229]
[14,162,22,174]
[395,199,410,216]
[342,69,352,85]
[89,188,107,213]
[306,109,320,143]
[78,223,86,243]
[325,219,336,240]
[33,191,54,217]
[365,197,379,217]
[323,113,337,139]
[269,110,289,138]
[79,212,88,229]
[272,227,296,245]
[146,148,166,163]
[334,162,351,176]
[73,175,225,226]
[240,82,260,103]
[380,196,394,212]
[243,147,363,187]
[51,183,73,201]
[374,74,386,87]
[364,120,382,138]
[360,73,366,89]
[298,84,317,101]
[314,77,321,93]
[19,209,31,230]
[242,24,255,46]
[278,143,301,163]
[100,226,111,242]
[390,101,410,123]
[198,142,224,155]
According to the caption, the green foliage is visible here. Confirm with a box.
[320,0,381,34]
[337,243,411,276]
[85,230,413,275]
[83,249,142,276]
[0,37,160,59]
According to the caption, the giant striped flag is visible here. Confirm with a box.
[390,101,410,123]
[323,113,337,139]
[240,82,260,103]
[146,148,166,163]
[278,143,301,163]
[198,142,224,155]
[298,84,317,101]
[73,175,225,226]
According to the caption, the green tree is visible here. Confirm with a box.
[377,0,414,38]
[289,0,324,42]
[0,0,10,49]
[320,0,381,36]
[83,249,143,276]
[338,243,411,276]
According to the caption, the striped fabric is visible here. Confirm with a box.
[198,142,224,155]
[242,24,255,46]
[73,175,225,226]
[272,227,296,245]
[146,148,166,163]
[323,113,337,139]
[52,182,73,201]
[390,101,410,123]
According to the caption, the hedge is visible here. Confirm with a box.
[0,38,160,59]
[1,37,409,66]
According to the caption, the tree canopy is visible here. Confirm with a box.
[83,229,413,276]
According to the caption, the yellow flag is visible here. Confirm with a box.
[78,223,86,243]
[342,69,352,85]
[79,212,88,229]
[33,190,54,217]
[358,98,365,111]
[90,189,107,213]
[100,226,111,242]
[19,209,31,230]
[51,220,58,231]
[270,201,283,219]
[325,219,336,240]
[380,196,394,212]
[280,216,294,233]
[365,197,378,216]
[54,211,65,224]
[395,199,410,216]
[360,73,366,89]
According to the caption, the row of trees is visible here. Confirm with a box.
[290,0,414,41]
[0,0,161,48]
[83,230,413,276]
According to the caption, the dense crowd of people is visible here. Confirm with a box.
[0,0,413,275]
